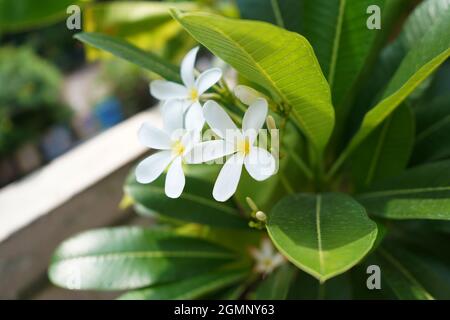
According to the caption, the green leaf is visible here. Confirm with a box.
[236,0,302,33]
[267,193,378,282]
[254,264,296,299]
[303,0,404,111]
[49,227,236,290]
[330,8,450,176]
[376,245,435,300]
[348,0,450,139]
[172,10,334,153]
[118,268,248,300]
[0,0,89,32]
[74,32,180,82]
[83,2,195,37]
[350,104,414,190]
[357,160,450,220]
[412,94,450,164]
[287,271,352,300]
[125,168,248,229]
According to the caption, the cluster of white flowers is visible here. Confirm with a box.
[136,47,276,202]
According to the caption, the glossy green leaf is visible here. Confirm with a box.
[119,268,248,300]
[125,168,247,229]
[331,9,450,176]
[303,0,404,112]
[236,0,302,33]
[172,10,334,153]
[376,245,435,300]
[254,264,296,299]
[49,227,236,290]
[74,32,180,82]
[267,193,378,282]
[0,0,89,32]
[357,160,450,220]
[348,0,450,139]
[351,104,414,190]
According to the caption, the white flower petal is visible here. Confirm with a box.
[187,140,236,164]
[196,68,222,95]
[234,85,264,105]
[138,122,171,150]
[244,147,276,181]
[243,98,268,143]
[185,101,205,132]
[203,100,238,138]
[150,80,188,100]
[181,46,199,88]
[213,153,244,202]
[162,100,184,134]
[261,238,274,256]
[181,100,193,112]
[165,156,185,198]
[135,151,173,184]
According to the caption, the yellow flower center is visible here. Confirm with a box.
[262,258,273,268]
[237,138,251,155]
[189,88,199,101]
[172,140,185,156]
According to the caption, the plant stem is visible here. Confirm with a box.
[270,0,285,28]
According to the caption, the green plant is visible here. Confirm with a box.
[0,46,71,156]
[49,0,450,299]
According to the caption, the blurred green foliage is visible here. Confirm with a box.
[0,46,71,156]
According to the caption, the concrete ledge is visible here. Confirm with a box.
[0,108,161,243]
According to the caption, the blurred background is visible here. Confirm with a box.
[0,0,421,299]
[0,0,240,299]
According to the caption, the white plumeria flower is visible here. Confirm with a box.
[135,100,200,198]
[250,238,285,275]
[149,46,222,131]
[191,98,276,202]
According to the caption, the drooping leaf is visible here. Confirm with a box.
[118,268,248,300]
[350,104,414,190]
[0,0,89,32]
[254,264,296,300]
[74,32,180,81]
[125,168,247,229]
[172,10,334,153]
[357,160,450,220]
[48,227,236,290]
[236,0,302,33]
[331,8,450,175]
[267,193,378,282]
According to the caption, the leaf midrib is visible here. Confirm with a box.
[57,250,234,263]
[358,186,450,199]
[315,195,325,277]
[327,0,346,91]
[378,248,434,300]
